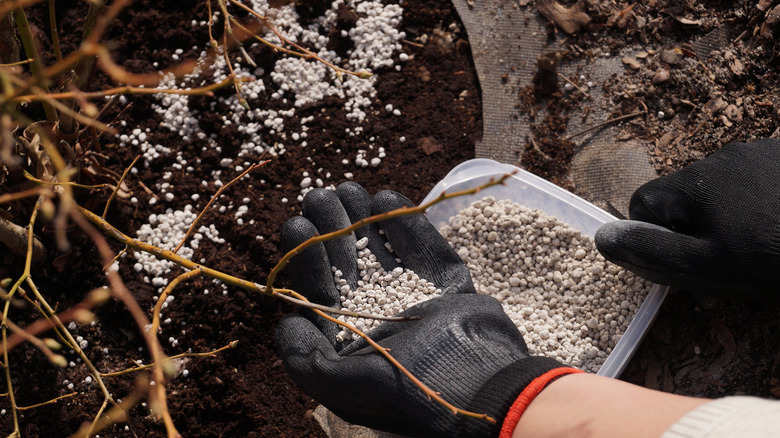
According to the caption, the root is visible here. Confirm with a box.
[0,216,46,266]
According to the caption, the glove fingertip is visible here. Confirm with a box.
[373,190,415,213]
[595,220,669,265]
[302,188,340,214]
[280,216,318,253]
[629,179,698,233]
[336,182,373,221]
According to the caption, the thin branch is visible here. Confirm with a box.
[265,172,516,292]
[68,377,148,438]
[564,111,645,141]
[82,0,128,46]
[13,7,58,121]
[0,196,43,436]
[101,341,239,377]
[274,289,420,322]
[173,160,269,253]
[26,276,116,411]
[103,246,128,271]
[103,155,140,218]
[4,317,66,367]
[17,392,76,410]
[79,206,414,323]
[24,170,112,190]
[47,0,62,62]
[557,72,591,99]
[11,76,243,103]
[0,187,48,204]
[317,308,495,424]
[150,269,202,337]
[5,288,108,352]
[86,399,110,438]
[70,209,180,437]
[227,0,371,79]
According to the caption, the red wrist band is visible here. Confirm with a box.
[499,367,585,438]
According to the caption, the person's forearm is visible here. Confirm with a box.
[513,373,710,438]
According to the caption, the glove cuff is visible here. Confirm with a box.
[456,356,581,437]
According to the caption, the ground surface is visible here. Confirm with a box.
[2,0,780,437]
[2,0,478,436]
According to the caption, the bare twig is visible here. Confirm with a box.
[227,0,372,79]
[101,341,239,377]
[80,204,414,323]
[557,72,591,98]
[150,269,202,337]
[265,172,515,292]
[18,391,76,410]
[70,209,180,438]
[103,154,140,218]
[316,307,496,424]
[12,76,242,103]
[0,216,46,265]
[69,377,149,438]
[3,317,65,366]
[173,160,269,254]
[564,110,645,141]
[0,187,48,204]
[47,0,62,62]
[13,7,58,121]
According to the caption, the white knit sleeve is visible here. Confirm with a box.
[662,396,780,438]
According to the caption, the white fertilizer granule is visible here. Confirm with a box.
[333,197,648,373]
[439,197,649,372]
[333,240,442,343]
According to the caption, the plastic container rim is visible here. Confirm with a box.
[420,158,669,379]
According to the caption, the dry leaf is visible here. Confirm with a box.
[702,97,727,115]
[760,5,780,38]
[724,104,743,122]
[729,58,744,75]
[651,67,670,84]
[537,51,565,72]
[674,16,702,26]
[419,137,442,155]
[537,0,591,35]
[21,129,57,185]
[621,56,641,69]
[656,131,679,150]
[660,49,684,65]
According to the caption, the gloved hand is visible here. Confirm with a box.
[275,182,580,437]
[595,138,780,300]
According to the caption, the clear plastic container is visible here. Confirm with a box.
[421,158,668,378]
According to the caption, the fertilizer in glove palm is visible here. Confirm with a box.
[335,196,649,373]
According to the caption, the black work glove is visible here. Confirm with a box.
[595,138,780,300]
[275,182,577,437]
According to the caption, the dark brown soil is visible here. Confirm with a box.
[3,0,780,437]
[1,1,479,436]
